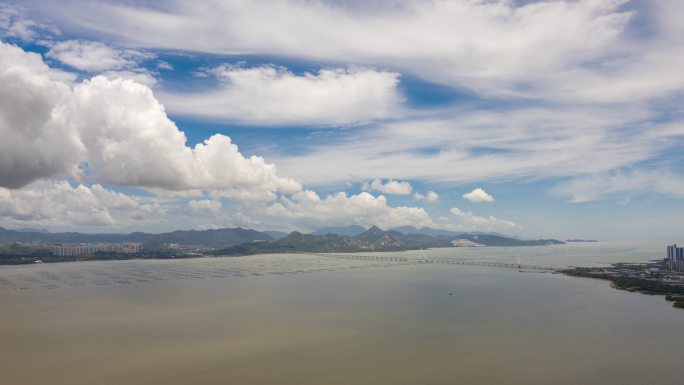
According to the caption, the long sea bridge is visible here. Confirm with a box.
[311,253,563,272]
[0,252,563,291]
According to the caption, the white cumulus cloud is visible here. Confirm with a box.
[0,41,301,202]
[0,180,161,228]
[463,188,494,203]
[414,190,439,203]
[188,199,222,213]
[266,190,431,230]
[424,190,439,203]
[362,179,412,195]
[68,76,301,195]
[0,41,83,188]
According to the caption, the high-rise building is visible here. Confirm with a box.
[49,243,142,257]
[666,244,684,271]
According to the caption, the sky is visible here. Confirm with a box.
[0,0,683,240]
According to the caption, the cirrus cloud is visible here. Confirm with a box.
[160,64,402,126]
[34,0,637,102]
[0,3,55,42]
[551,169,684,203]
[45,39,159,86]
[449,207,515,232]
[46,39,153,72]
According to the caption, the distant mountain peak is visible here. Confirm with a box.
[310,225,366,237]
[356,225,401,245]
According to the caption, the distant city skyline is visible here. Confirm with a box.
[1,0,683,239]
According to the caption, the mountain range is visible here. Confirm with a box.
[0,226,273,249]
[213,225,564,255]
[0,225,564,255]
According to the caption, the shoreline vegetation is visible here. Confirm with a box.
[562,264,684,310]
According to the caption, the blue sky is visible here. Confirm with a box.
[0,0,683,240]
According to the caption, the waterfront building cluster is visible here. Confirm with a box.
[49,243,142,257]
[667,244,684,272]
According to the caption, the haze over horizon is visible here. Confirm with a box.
[1,0,683,240]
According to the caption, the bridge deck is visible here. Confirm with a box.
[312,253,562,272]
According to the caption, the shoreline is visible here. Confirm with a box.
[562,264,684,310]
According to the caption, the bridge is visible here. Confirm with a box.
[309,253,562,272]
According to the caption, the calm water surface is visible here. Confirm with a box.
[1,240,682,385]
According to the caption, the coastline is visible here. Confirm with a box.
[562,264,684,310]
